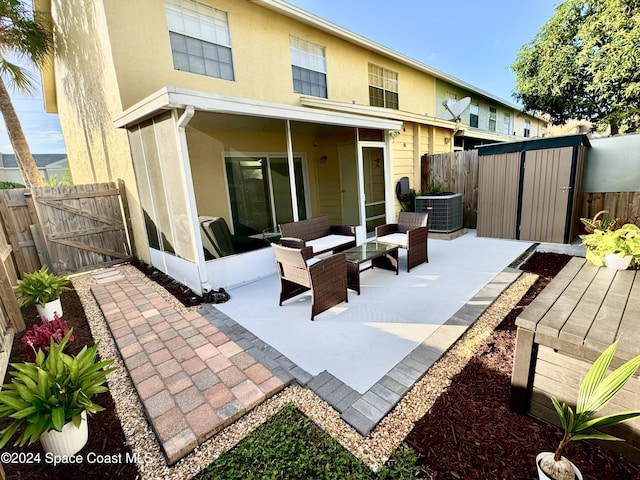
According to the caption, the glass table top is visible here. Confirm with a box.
[343,242,397,264]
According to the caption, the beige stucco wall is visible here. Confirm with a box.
[49,0,150,262]
[101,0,438,115]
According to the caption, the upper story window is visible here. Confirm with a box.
[469,103,479,128]
[524,120,531,138]
[489,107,497,132]
[503,113,511,134]
[445,90,458,102]
[368,64,398,109]
[164,0,234,80]
[290,36,327,98]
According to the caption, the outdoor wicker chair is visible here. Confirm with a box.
[272,243,348,320]
[375,212,429,272]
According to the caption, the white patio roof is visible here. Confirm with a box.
[113,86,403,131]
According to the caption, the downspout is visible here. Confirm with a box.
[285,119,300,221]
[176,106,213,293]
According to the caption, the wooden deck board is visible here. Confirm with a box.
[584,271,635,352]
[559,267,616,345]
[536,260,599,341]
[515,257,585,330]
[618,273,640,358]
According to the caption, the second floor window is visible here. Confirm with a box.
[368,64,398,109]
[489,107,497,132]
[524,120,531,138]
[164,0,234,80]
[290,36,327,98]
[503,113,511,134]
[470,103,479,128]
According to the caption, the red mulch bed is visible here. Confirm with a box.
[1,290,139,480]
[405,252,640,480]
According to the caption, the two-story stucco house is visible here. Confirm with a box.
[36,0,546,294]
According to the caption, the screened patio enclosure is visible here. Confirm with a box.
[117,87,402,294]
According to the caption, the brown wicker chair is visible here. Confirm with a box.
[375,212,429,272]
[272,243,348,320]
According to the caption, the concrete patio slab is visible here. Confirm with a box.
[212,231,532,394]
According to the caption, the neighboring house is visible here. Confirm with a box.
[434,80,547,150]
[0,153,68,185]
[36,0,546,293]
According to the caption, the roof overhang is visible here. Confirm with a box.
[299,97,461,131]
[113,87,403,131]
[477,133,591,156]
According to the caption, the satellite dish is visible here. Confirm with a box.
[441,97,471,122]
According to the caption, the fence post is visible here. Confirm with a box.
[118,179,136,258]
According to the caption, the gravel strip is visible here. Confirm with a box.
[71,265,538,479]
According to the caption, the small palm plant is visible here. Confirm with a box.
[0,330,115,448]
[539,342,640,480]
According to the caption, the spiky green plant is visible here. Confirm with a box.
[0,330,116,448]
[13,265,70,308]
[540,342,640,480]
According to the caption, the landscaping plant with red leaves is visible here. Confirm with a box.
[405,252,640,480]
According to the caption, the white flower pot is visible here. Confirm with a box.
[36,298,63,321]
[604,253,632,271]
[40,410,88,456]
[536,452,583,480]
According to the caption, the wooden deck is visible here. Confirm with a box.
[510,257,640,462]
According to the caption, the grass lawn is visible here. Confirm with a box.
[195,404,423,480]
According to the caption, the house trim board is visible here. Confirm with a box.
[114,87,403,131]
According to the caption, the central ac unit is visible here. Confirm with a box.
[415,193,463,233]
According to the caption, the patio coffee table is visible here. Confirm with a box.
[343,242,399,294]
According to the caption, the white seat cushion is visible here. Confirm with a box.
[306,234,353,254]
[306,257,322,267]
[377,233,408,249]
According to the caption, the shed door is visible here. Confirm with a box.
[519,147,573,243]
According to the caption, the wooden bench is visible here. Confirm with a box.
[510,257,640,462]
[279,216,356,256]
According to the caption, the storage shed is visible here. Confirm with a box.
[476,134,589,244]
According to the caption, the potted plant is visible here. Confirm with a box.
[580,210,619,234]
[0,330,115,456]
[537,341,640,480]
[14,265,71,320]
[580,223,640,270]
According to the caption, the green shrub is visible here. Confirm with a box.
[0,181,25,189]
[196,404,424,479]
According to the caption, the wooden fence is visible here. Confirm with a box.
[0,181,132,338]
[421,151,640,231]
[581,192,640,226]
[421,150,479,228]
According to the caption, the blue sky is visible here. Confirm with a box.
[0,0,560,155]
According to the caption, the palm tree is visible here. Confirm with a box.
[0,0,51,188]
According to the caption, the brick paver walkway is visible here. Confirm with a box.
[91,270,285,464]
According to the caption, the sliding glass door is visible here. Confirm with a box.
[225,155,307,235]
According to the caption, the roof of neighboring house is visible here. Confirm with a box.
[0,154,68,168]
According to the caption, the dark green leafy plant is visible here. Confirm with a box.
[539,341,640,480]
[197,404,424,479]
[0,330,115,448]
[0,181,25,189]
[14,265,70,307]
[580,210,618,234]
